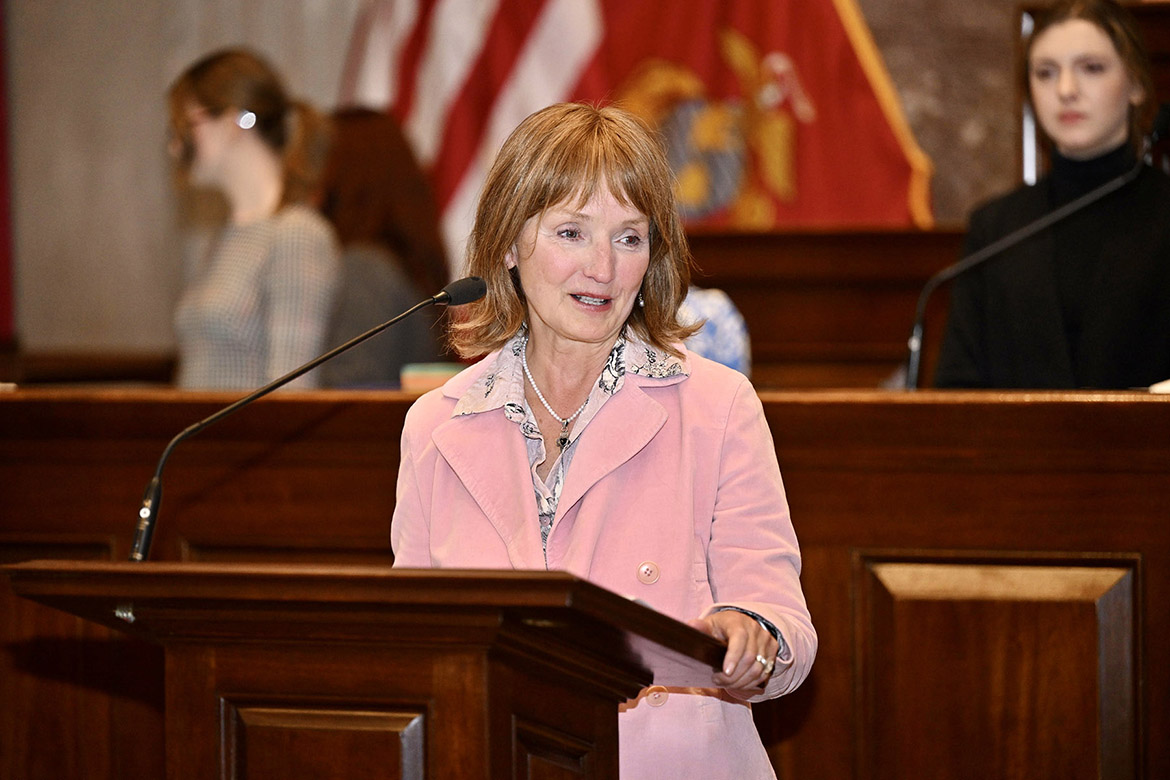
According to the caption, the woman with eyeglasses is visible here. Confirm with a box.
[167,48,339,389]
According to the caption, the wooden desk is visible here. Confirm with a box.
[5,563,724,780]
[2,388,1167,778]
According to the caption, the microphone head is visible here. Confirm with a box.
[435,276,487,306]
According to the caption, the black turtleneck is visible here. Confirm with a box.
[937,133,1170,390]
[1047,142,1137,381]
[1047,142,1136,204]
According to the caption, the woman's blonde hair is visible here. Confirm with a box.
[168,48,331,206]
[450,102,697,359]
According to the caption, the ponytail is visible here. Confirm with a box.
[168,48,332,206]
[280,100,332,206]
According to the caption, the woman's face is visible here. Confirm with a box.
[171,102,236,186]
[1028,18,1143,159]
[507,182,651,354]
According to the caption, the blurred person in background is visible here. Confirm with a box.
[315,108,450,388]
[935,0,1170,389]
[169,47,340,389]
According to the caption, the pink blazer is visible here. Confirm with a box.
[392,349,816,779]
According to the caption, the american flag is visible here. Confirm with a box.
[339,0,933,271]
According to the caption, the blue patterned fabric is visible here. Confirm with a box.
[680,287,751,376]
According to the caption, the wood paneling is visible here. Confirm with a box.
[0,537,163,780]
[2,388,1168,778]
[6,563,725,780]
[749,390,1167,780]
[858,557,1135,780]
[688,229,961,387]
[227,705,426,780]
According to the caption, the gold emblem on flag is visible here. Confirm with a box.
[616,29,816,229]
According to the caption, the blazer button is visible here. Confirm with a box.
[646,686,669,707]
[637,561,660,584]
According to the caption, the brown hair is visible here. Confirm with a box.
[1024,0,1156,151]
[317,108,450,295]
[168,48,330,206]
[450,102,697,359]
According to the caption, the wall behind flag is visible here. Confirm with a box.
[860,0,1030,238]
[3,0,1045,357]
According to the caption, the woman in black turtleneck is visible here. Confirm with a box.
[935,0,1170,389]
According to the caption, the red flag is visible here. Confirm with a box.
[339,0,933,264]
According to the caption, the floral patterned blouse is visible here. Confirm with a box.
[452,330,688,563]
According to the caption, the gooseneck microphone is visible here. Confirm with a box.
[904,104,1170,390]
[128,275,487,561]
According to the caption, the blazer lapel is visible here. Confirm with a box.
[431,410,545,568]
[556,378,668,518]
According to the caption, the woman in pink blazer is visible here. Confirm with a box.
[392,102,816,779]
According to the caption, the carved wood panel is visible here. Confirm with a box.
[226,703,425,780]
[855,554,1137,780]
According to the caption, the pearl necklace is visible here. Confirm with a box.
[521,336,590,450]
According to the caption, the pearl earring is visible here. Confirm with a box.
[637,292,645,308]
[236,110,257,130]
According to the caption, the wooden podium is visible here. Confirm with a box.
[4,560,724,780]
